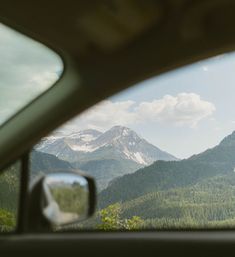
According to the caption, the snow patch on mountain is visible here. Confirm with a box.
[70,144,99,152]
[37,126,177,165]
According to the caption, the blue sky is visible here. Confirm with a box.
[67,52,235,159]
[110,53,235,158]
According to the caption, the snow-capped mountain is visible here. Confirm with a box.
[36,126,177,190]
[36,126,177,165]
[36,129,101,161]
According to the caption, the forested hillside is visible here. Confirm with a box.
[92,131,235,229]
[100,131,235,208]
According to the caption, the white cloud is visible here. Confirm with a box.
[136,93,216,127]
[60,93,216,132]
[61,100,137,132]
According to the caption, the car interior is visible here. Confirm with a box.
[2,0,235,256]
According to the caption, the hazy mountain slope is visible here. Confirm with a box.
[77,158,142,191]
[30,150,73,178]
[189,131,235,165]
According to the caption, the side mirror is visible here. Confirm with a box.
[27,172,96,232]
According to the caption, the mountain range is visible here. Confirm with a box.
[36,126,177,190]
[37,126,177,164]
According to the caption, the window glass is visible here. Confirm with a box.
[0,23,63,126]
[0,162,20,232]
[33,52,235,230]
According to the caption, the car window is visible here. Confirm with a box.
[32,52,235,230]
[0,161,20,232]
[0,23,63,127]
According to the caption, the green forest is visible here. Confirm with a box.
[75,173,235,230]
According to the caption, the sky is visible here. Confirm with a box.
[2,23,235,159]
[62,53,235,159]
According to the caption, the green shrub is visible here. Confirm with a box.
[0,208,15,232]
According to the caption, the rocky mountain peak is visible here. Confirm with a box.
[36,126,177,165]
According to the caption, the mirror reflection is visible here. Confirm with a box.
[42,173,89,225]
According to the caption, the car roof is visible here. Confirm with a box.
[0,0,235,168]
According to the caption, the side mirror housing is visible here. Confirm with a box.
[26,172,96,232]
